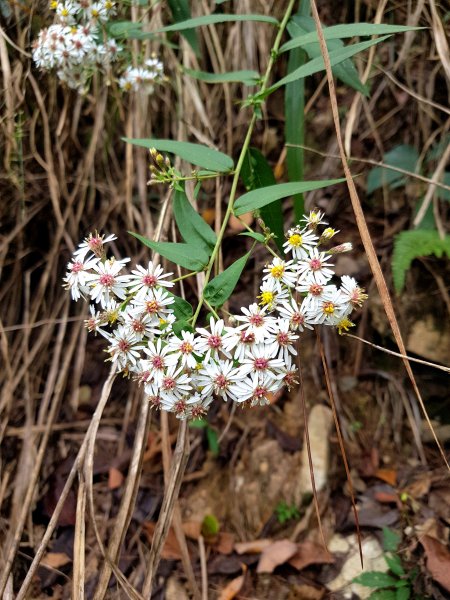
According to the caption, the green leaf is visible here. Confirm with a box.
[189,418,207,429]
[239,231,266,243]
[280,23,422,53]
[168,293,193,321]
[396,586,411,600]
[167,0,199,56]
[385,554,405,577]
[240,148,284,250]
[201,514,220,536]
[155,14,279,33]
[382,528,402,553]
[106,20,144,38]
[367,145,419,194]
[173,187,217,253]
[286,16,368,95]
[392,230,450,292]
[234,179,345,216]
[263,35,392,97]
[123,138,234,172]
[129,232,208,271]
[368,591,397,600]
[353,572,398,588]
[183,67,260,85]
[171,320,194,336]
[205,428,219,457]
[204,251,251,306]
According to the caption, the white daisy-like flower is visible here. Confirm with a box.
[262,258,297,291]
[141,338,174,386]
[156,364,192,404]
[121,311,160,341]
[230,372,282,406]
[238,344,286,379]
[131,287,175,323]
[278,355,299,390]
[283,227,318,260]
[63,255,99,300]
[89,257,131,308]
[302,209,327,229]
[297,282,338,313]
[222,327,258,362]
[257,279,289,311]
[179,392,214,421]
[339,276,368,309]
[196,359,241,401]
[55,1,80,25]
[128,261,174,297]
[319,227,339,242]
[166,331,200,370]
[277,297,314,332]
[195,317,230,362]
[234,303,277,343]
[73,232,117,261]
[265,319,299,363]
[84,303,108,336]
[305,287,349,325]
[297,248,335,285]
[105,325,143,370]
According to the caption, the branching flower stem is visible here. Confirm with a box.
[192,0,297,327]
[143,2,297,596]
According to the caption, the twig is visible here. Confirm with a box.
[198,535,208,600]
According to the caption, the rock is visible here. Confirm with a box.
[298,405,333,496]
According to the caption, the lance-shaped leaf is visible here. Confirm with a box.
[123,138,234,172]
[234,179,345,216]
[173,188,217,253]
[129,232,208,271]
[241,148,284,251]
[183,67,260,85]
[167,0,199,56]
[204,251,251,307]
[154,14,279,33]
[168,293,193,321]
[280,23,422,53]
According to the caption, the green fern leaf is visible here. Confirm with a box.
[392,230,450,292]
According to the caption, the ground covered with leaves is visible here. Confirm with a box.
[1,0,449,599]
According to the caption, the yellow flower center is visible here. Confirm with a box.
[336,317,354,335]
[323,301,335,314]
[91,8,99,17]
[50,1,58,9]
[259,291,274,306]
[322,227,336,239]
[61,7,69,16]
[270,265,284,279]
[288,233,302,247]
[105,0,113,8]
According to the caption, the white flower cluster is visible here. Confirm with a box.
[32,1,164,94]
[63,215,367,420]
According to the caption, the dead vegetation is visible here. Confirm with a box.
[0,1,449,598]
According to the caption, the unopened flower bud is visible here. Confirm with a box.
[156,153,165,168]
[327,242,353,255]
[320,227,338,241]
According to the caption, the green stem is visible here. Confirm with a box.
[192,0,296,327]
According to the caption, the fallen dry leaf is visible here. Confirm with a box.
[143,523,183,560]
[234,538,272,555]
[288,540,334,571]
[217,565,247,600]
[421,535,450,592]
[290,583,325,599]
[405,472,432,499]
[108,466,124,490]
[41,552,72,569]
[216,532,235,555]
[256,539,298,573]
[374,469,397,487]
[182,520,202,540]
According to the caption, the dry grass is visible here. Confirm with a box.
[0,0,449,597]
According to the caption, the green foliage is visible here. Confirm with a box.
[189,419,219,456]
[240,147,284,250]
[353,528,413,600]
[275,501,300,524]
[123,138,234,172]
[367,145,419,193]
[169,293,193,321]
[279,23,422,53]
[172,187,217,253]
[201,514,220,536]
[233,179,345,216]
[392,230,450,291]
[129,232,208,271]
[183,67,260,85]
[204,251,251,307]
[155,14,279,33]
[288,15,368,95]
[167,0,199,56]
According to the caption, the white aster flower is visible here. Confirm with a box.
[89,257,131,308]
[105,325,143,370]
[278,355,299,390]
[238,344,286,379]
[196,359,241,401]
[131,287,175,322]
[302,209,327,229]
[195,317,230,362]
[339,276,368,308]
[156,364,192,404]
[166,331,200,370]
[141,338,174,386]
[63,255,99,300]
[222,327,258,362]
[277,297,314,332]
[257,279,289,311]
[121,311,160,341]
[265,319,299,363]
[297,282,338,313]
[305,287,349,325]
[297,248,335,285]
[128,261,174,297]
[230,372,282,407]
[73,232,117,261]
[262,257,297,291]
[179,392,214,420]
[234,303,277,343]
[283,227,318,260]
